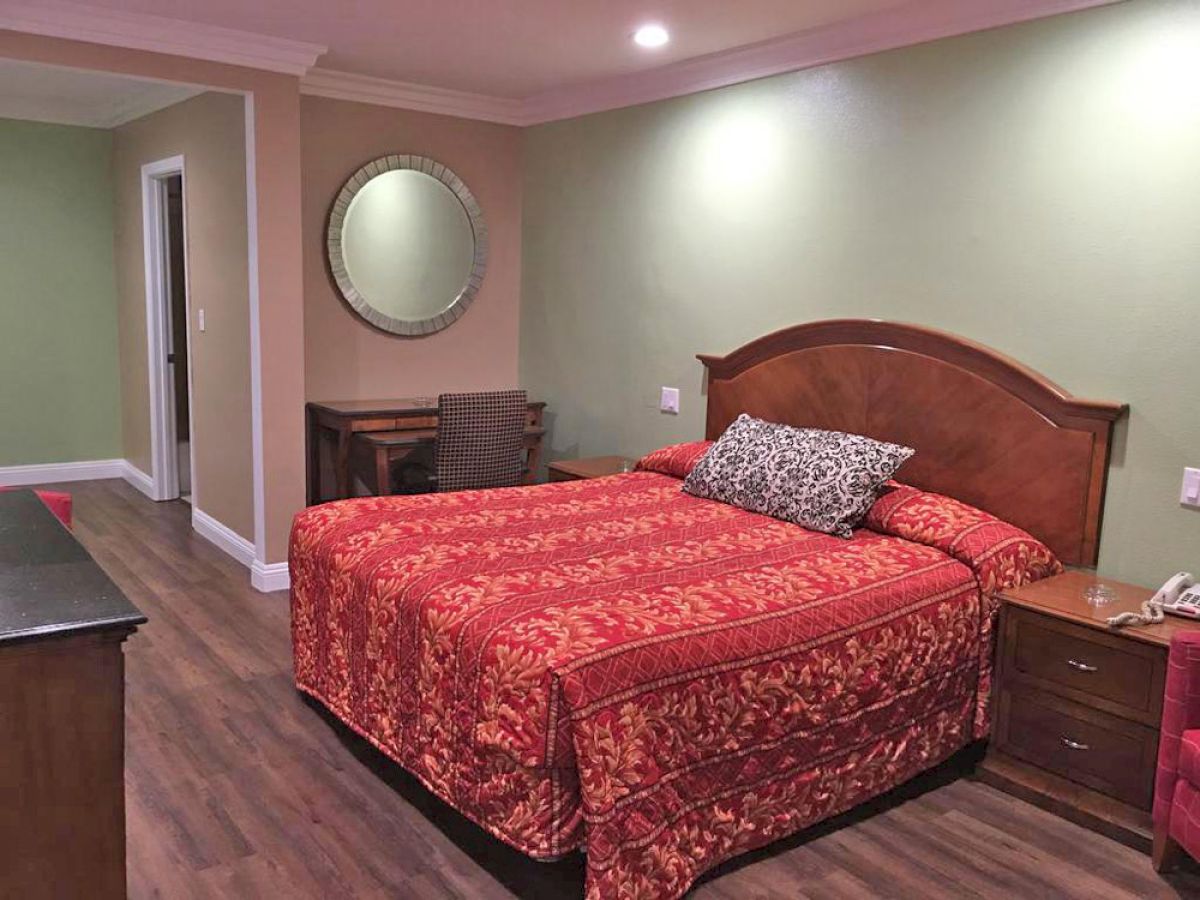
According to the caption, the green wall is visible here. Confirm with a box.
[0,118,121,465]
[520,0,1200,588]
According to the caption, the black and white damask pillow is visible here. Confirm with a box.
[682,414,914,537]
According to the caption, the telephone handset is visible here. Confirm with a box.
[1107,571,1200,628]
[1154,572,1200,619]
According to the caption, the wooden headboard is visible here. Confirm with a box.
[697,320,1127,567]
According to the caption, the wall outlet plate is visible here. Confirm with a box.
[1182,467,1200,508]
[660,386,680,415]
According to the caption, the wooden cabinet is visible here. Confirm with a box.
[0,491,145,899]
[980,571,1194,851]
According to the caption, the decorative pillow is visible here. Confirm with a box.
[635,441,713,479]
[682,414,914,537]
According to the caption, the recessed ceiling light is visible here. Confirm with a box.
[633,24,669,49]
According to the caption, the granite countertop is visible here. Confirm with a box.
[0,490,146,645]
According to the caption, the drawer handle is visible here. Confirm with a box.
[1061,737,1090,751]
[1065,658,1098,673]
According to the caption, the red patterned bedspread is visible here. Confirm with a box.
[291,470,1059,899]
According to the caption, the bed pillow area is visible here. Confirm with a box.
[865,481,1063,594]
[635,440,713,479]
[682,414,914,537]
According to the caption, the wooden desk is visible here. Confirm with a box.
[0,490,146,899]
[306,398,545,503]
[357,425,546,495]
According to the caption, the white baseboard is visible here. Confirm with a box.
[193,506,289,592]
[121,460,156,499]
[0,458,124,487]
[251,560,290,592]
[192,507,256,568]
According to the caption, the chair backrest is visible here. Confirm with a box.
[435,390,527,492]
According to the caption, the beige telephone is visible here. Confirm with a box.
[1154,572,1200,619]
[1107,572,1200,628]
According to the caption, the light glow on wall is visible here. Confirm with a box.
[1114,17,1200,128]
[688,101,787,208]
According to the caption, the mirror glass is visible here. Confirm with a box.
[328,157,487,336]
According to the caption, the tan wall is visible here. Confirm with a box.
[0,31,306,564]
[112,92,253,540]
[300,95,522,400]
[520,0,1200,589]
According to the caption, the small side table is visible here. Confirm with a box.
[978,570,1194,852]
[547,456,635,482]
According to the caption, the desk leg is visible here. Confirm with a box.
[306,409,320,505]
[375,447,392,496]
[334,429,352,500]
[525,435,543,485]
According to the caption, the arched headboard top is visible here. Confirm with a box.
[697,320,1127,567]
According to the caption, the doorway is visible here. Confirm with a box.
[142,157,194,502]
[165,175,190,502]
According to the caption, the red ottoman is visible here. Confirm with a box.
[0,487,72,528]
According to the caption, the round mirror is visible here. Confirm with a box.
[327,155,487,336]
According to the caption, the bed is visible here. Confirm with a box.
[290,320,1125,899]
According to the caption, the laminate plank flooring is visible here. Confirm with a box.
[37,479,1200,898]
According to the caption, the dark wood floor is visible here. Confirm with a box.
[42,478,1200,898]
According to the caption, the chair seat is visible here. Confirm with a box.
[357,429,435,448]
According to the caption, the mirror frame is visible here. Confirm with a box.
[327,155,488,336]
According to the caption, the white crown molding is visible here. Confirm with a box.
[251,560,290,593]
[0,1,326,76]
[0,458,124,487]
[307,0,1117,126]
[520,0,1122,124]
[300,68,526,126]
[102,82,205,127]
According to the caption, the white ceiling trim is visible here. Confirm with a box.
[305,0,1120,126]
[0,0,1120,122]
[0,0,326,76]
[101,82,205,127]
[300,68,526,126]
[519,0,1123,124]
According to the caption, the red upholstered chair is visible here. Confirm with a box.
[1154,631,1200,871]
[0,487,72,528]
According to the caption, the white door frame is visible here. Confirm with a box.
[141,155,196,503]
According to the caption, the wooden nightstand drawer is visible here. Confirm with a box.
[995,687,1158,809]
[1002,606,1166,726]
[979,571,1187,851]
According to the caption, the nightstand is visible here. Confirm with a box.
[547,456,635,482]
[979,571,1198,852]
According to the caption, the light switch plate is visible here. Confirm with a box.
[1182,467,1200,508]
[198,308,206,333]
[660,386,680,415]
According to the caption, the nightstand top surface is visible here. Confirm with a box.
[548,456,635,479]
[1001,570,1198,648]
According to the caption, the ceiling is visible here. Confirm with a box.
[0,0,1119,124]
[33,0,915,98]
[0,57,202,128]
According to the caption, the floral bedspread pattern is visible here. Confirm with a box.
[291,472,1059,899]
[865,482,1064,737]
